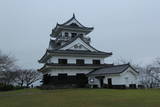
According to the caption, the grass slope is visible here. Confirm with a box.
[0,88,160,107]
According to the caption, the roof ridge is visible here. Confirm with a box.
[113,63,130,67]
[96,63,129,70]
[87,63,134,75]
[59,14,85,27]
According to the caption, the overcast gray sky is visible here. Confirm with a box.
[0,0,160,69]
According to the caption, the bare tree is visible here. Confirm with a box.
[0,71,18,85]
[0,51,16,72]
[156,57,160,66]
[139,60,160,88]
[113,57,132,65]
[15,69,41,87]
[150,58,160,87]
[23,69,41,87]
[0,51,17,85]
[114,57,141,70]
[139,65,153,88]
[14,69,26,87]
[0,51,41,87]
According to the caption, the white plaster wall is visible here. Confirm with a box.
[104,68,138,86]
[104,75,123,85]
[48,68,93,76]
[49,56,104,64]
[120,68,138,86]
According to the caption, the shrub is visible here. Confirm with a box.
[0,83,26,91]
[0,83,14,91]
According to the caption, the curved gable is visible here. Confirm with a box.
[121,67,139,76]
[59,37,98,52]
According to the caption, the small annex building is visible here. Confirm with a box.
[88,64,139,88]
[38,14,139,88]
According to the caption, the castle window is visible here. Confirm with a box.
[76,59,84,64]
[64,32,68,37]
[58,59,67,64]
[71,33,77,38]
[93,60,100,64]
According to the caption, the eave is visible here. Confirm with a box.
[50,25,94,37]
[38,50,50,63]
[39,50,112,63]
[48,50,112,57]
[38,63,113,73]
[87,64,139,76]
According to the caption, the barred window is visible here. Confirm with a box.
[58,59,67,64]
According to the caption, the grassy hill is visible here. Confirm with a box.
[0,88,160,107]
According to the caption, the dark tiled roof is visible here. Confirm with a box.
[49,39,57,49]
[50,25,93,37]
[88,64,137,75]
[47,36,112,56]
[46,63,113,67]
[53,35,90,50]
[47,50,112,56]
[38,50,112,63]
[59,13,93,29]
[50,35,111,54]
[48,35,88,50]
[50,14,93,37]
[38,36,112,63]
[57,24,94,30]
[38,63,113,72]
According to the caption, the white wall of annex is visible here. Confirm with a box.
[119,67,138,86]
[88,67,138,87]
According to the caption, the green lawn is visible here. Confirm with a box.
[0,88,160,107]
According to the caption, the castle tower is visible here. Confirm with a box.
[38,14,112,87]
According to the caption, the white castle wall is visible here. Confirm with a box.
[48,56,105,64]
